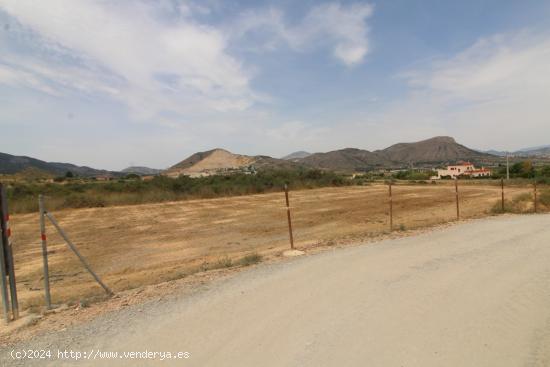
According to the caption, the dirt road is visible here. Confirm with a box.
[3,214,550,366]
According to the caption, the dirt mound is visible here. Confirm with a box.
[165,149,254,177]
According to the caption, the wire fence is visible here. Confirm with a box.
[1,180,548,320]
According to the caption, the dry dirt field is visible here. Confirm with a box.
[3,182,537,315]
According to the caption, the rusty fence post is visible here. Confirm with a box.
[455,179,460,221]
[284,184,295,249]
[388,182,393,231]
[501,178,505,212]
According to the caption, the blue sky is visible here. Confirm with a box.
[1,0,549,170]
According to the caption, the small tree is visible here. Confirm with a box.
[65,171,74,178]
[510,160,534,178]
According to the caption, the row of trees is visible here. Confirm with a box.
[493,161,550,179]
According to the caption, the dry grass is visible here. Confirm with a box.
[491,188,550,214]
[4,182,541,317]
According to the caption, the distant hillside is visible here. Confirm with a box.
[298,148,391,172]
[121,166,163,176]
[484,150,507,157]
[0,152,118,177]
[296,136,497,172]
[375,136,494,165]
[282,151,311,160]
[515,145,550,157]
[165,149,298,177]
[484,145,550,158]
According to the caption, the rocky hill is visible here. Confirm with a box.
[298,148,391,172]
[375,136,493,164]
[282,151,311,160]
[164,149,297,177]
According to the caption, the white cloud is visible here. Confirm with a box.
[266,120,330,142]
[0,0,256,118]
[388,31,550,150]
[231,2,374,66]
[404,32,550,102]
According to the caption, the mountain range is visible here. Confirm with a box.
[485,145,550,158]
[0,152,118,177]
[1,136,548,178]
[297,136,495,171]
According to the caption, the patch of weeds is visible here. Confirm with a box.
[78,299,90,308]
[214,256,233,269]
[237,253,262,267]
[513,193,532,204]
[196,257,236,273]
[199,261,210,272]
[490,201,512,214]
[22,294,45,314]
[165,270,187,282]
[398,224,406,231]
[491,192,538,214]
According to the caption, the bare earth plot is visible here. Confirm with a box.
[2,214,550,366]
[5,183,533,311]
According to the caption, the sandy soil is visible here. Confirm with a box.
[3,182,533,315]
[2,214,550,366]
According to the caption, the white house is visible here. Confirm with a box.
[435,162,491,179]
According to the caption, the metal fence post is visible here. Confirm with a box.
[284,184,295,249]
[39,195,52,309]
[455,179,460,221]
[0,184,10,323]
[389,182,393,231]
[0,183,18,320]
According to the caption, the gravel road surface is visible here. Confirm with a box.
[3,214,550,366]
